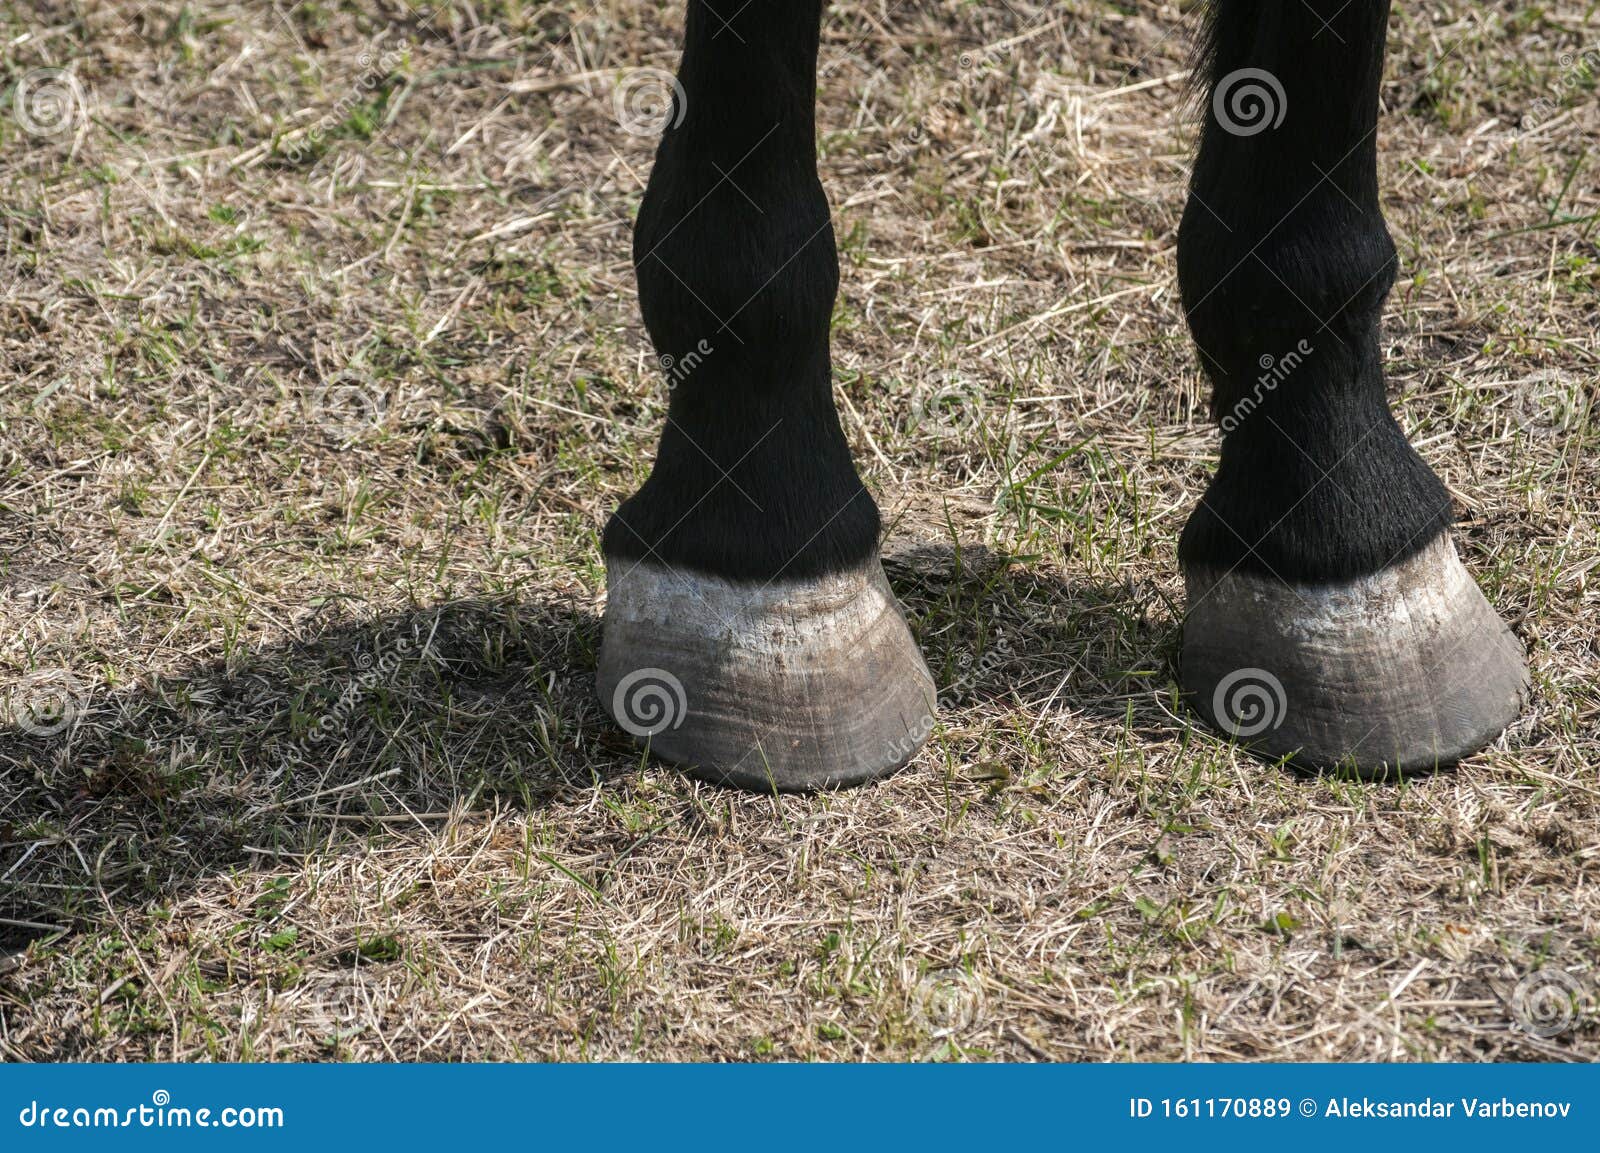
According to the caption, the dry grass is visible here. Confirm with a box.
[0,0,1596,1061]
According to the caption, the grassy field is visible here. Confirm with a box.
[0,0,1596,1061]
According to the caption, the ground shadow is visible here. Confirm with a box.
[0,593,626,953]
[1,544,1349,957]
[884,543,1463,786]
[882,542,1194,752]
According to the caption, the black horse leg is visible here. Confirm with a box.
[1177,0,1528,772]
[597,0,933,791]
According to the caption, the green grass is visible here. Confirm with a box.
[0,0,1595,1062]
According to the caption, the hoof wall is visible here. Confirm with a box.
[1183,535,1529,777]
[598,556,935,792]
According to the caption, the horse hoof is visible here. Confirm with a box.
[1182,534,1529,777]
[597,554,935,792]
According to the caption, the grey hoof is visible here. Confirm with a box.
[597,555,935,792]
[1182,534,1530,777]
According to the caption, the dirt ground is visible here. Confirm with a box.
[1,0,1596,1061]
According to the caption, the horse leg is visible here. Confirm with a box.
[1177,0,1528,773]
[598,0,934,791]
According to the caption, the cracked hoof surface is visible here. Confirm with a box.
[598,555,935,793]
[1182,534,1529,777]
